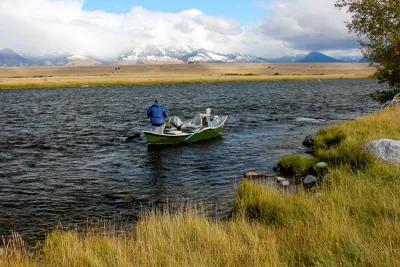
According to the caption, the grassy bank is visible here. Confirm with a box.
[1,106,399,266]
[0,74,374,90]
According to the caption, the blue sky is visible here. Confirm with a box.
[83,0,269,24]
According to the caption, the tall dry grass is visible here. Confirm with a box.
[1,106,400,266]
[1,213,282,267]
[236,164,400,266]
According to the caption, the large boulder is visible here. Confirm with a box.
[365,139,400,163]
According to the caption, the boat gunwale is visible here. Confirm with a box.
[142,131,190,137]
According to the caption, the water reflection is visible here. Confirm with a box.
[146,147,167,203]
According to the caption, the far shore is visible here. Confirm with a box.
[0,63,376,90]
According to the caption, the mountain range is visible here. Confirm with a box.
[0,48,29,67]
[118,46,269,64]
[0,48,366,67]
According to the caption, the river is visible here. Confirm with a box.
[0,80,385,241]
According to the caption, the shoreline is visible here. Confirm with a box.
[0,63,376,90]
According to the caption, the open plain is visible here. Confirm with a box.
[0,63,376,89]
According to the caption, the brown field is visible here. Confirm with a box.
[0,63,376,89]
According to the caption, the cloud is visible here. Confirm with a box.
[0,0,242,59]
[0,0,359,59]
[260,0,359,51]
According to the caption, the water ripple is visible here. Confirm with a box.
[0,80,385,241]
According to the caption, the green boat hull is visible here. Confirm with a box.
[184,125,225,143]
[143,116,227,145]
[143,132,189,145]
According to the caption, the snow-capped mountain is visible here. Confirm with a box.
[1,47,363,66]
[118,47,185,65]
[183,49,268,63]
[66,55,103,66]
[118,46,269,64]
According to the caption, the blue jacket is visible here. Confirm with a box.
[147,103,168,126]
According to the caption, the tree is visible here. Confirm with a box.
[336,0,400,101]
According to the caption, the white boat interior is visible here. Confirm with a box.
[162,114,226,135]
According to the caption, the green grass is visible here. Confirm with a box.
[313,107,400,169]
[235,161,400,266]
[1,106,400,266]
[275,155,317,179]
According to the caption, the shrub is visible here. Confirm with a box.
[316,143,372,170]
[275,155,317,179]
[314,127,346,151]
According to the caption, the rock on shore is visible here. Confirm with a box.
[302,135,315,148]
[365,139,400,163]
[303,175,317,189]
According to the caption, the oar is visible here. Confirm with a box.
[184,128,202,141]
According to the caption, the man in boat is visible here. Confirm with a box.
[199,108,212,127]
[147,99,168,134]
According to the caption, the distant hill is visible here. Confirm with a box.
[297,51,341,63]
[0,48,29,67]
[26,54,68,66]
[268,52,344,63]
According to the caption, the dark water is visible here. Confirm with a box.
[0,80,384,241]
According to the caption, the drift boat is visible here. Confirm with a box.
[143,115,228,145]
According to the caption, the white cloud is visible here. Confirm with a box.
[0,0,359,59]
[260,0,358,51]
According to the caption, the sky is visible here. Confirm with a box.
[0,0,361,59]
[82,0,269,25]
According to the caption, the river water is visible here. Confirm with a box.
[0,80,384,241]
